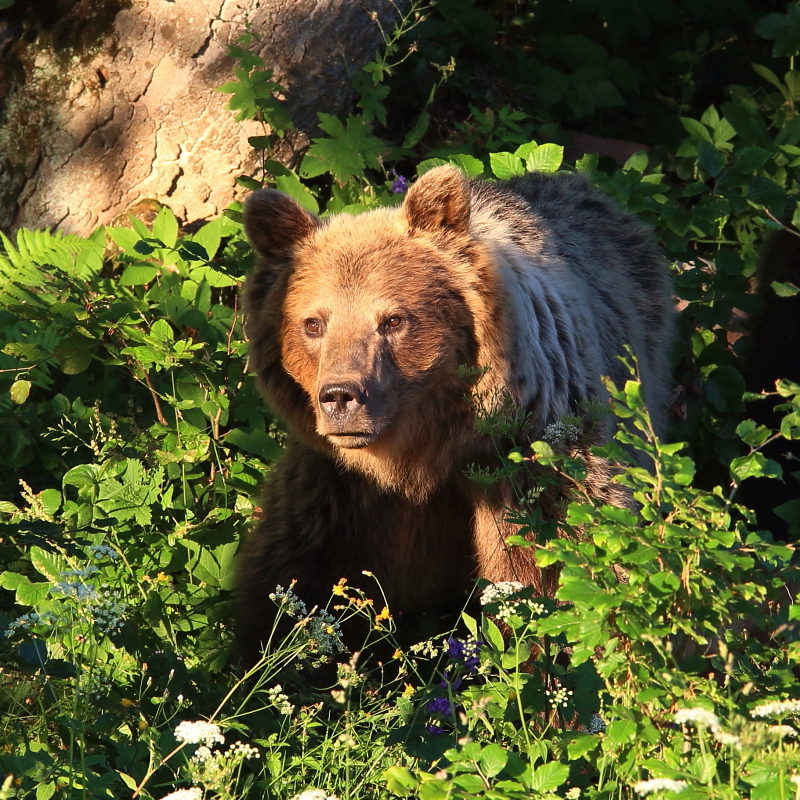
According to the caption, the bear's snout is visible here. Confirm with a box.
[318,381,366,422]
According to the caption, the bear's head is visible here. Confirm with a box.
[243,166,505,501]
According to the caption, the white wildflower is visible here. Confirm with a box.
[409,639,439,657]
[712,729,741,747]
[750,699,800,719]
[174,720,224,747]
[633,779,688,795]
[545,682,573,708]
[191,746,213,763]
[480,581,524,605]
[767,725,798,739]
[290,791,340,800]
[160,789,203,800]
[566,789,581,800]
[267,684,295,716]
[790,775,800,788]
[673,708,720,729]
[228,741,260,759]
[543,420,581,445]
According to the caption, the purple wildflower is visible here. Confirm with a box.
[446,637,464,659]
[439,670,462,691]
[425,723,444,736]
[390,174,409,194]
[426,696,451,716]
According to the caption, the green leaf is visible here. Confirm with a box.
[623,151,648,173]
[730,452,783,482]
[120,265,158,286]
[419,779,449,800]
[567,734,600,760]
[152,206,178,248]
[448,154,484,177]
[36,782,55,800]
[53,338,94,375]
[696,140,726,177]
[188,266,238,288]
[480,744,508,778]
[150,319,174,342]
[705,365,745,413]
[9,379,31,404]
[384,767,419,796]
[490,152,524,179]
[30,546,67,581]
[524,143,564,173]
[223,427,283,461]
[606,719,637,745]
[274,172,319,214]
[756,6,800,57]
[680,117,712,142]
[771,280,799,297]
[529,761,569,792]
[403,110,431,149]
[300,114,387,184]
[482,617,505,652]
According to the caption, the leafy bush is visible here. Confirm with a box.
[1,2,799,799]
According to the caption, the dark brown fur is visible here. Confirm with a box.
[236,166,674,664]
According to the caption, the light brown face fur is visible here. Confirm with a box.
[243,168,491,500]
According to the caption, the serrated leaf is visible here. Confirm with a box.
[119,265,158,286]
[300,113,387,184]
[680,117,712,142]
[30,546,67,581]
[524,143,564,173]
[696,140,726,177]
[448,154,484,177]
[623,151,648,173]
[10,379,31,404]
[490,152,524,179]
[480,743,508,778]
[151,206,178,248]
[529,761,569,792]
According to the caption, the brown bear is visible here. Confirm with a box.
[236,165,673,664]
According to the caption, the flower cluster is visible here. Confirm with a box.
[480,581,524,605]
[174,720,225,747]
[632,779,687,795]
[88,544,119,561]
[750,699,800,719]
[267,684,295,716]
[269,585,308,618]
[290,790,340,800]
[587,713,606,734]
[445,637,482,670]
[673,707,719,729]
[542,420,582,445]
[160,789,203,800]
[5,611,56,637]
[545,682,573,709]
[389,171,409,194]
[305,609,344,655]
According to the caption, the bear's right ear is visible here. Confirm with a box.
[243,190,319,261]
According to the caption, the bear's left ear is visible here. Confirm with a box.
[244,189,320,262]
[402,165,470,238]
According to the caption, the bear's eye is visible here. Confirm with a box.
[384,315,403,332]
[304,318,323,337]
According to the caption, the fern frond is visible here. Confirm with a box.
[0,228,105,311]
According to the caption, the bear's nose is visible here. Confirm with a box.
[318,382,366,421]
